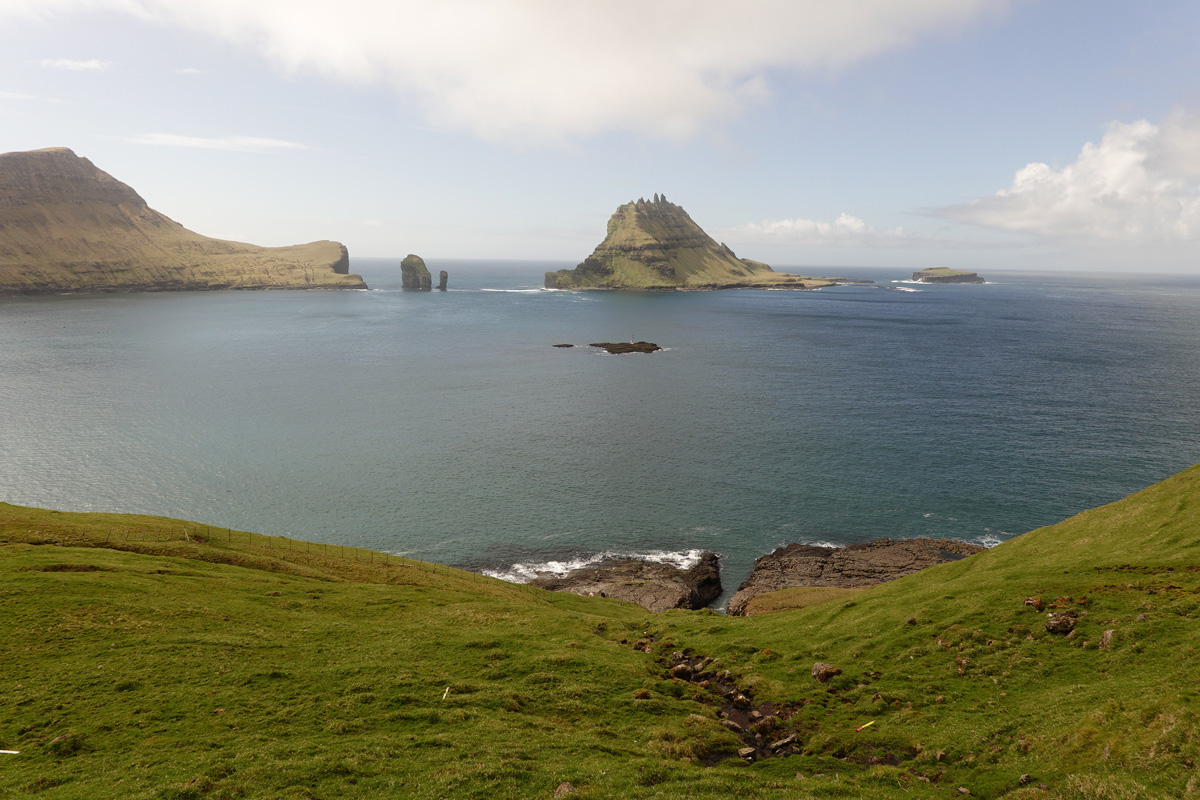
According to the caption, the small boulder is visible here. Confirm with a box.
[554,781,576,797]
[1045,613,1077,635]
[1024,596,1045,611]
[812,662,843,683]
[1100,629,1116,650]
[737,746,757,761]
[670,664,694,681]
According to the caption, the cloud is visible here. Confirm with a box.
[4,0,1003,144]
[724,212,909,247]
[39,58,111,71]
[943,108,1200,242]
[123,133,312,153]
[176,67,204,75]
[0,89,37,100]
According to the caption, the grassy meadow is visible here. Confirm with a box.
[3,464,1200,799]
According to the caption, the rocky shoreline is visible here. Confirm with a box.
[727,538,985,616]
[527,553,721,613]
[523,538,986,614]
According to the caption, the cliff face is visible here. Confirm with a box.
[546,195,836,290]
[0,147,365,294]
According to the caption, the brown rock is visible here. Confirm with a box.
[811,662,843,683]
[1045,613,1077,635]
[670,664,694,681]
[528,552,721,613]
[737,746,757,760]
[727,538,985,615]
[554,782,576,797]
[1100,629,1116,650]
[1024,596,1045,611]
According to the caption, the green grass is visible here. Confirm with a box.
[3,464,1200,798]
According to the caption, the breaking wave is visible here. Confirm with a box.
[482,548,708,584]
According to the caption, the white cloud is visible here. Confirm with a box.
[39,58,111,71]
[725,212,909,247]
[0,89,37,100]
[3,0,1004,144]
[123,133,312,153]
[944,109,1200,242]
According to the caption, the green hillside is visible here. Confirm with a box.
[2,464,1199,799]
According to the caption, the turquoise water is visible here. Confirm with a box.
[3,259,1200,601]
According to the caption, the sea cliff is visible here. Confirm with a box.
[0,147,365,294]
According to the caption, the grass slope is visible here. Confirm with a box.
[2,465,1199,799]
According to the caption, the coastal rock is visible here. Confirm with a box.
[545,195,844,291]
[589,341,662,354]
[727,538,985,616]
[528,552,721,613]
[912,268,985,284]
[0,147,365,294]
[401,254,432,291]
[437,270,448,291]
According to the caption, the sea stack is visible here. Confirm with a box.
[437,270,448,291]
[912,267,985,284]
[545,195,841,291]
[401,254,432,291]
[0,147,365,294]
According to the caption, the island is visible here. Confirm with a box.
[401,253,432,290]
[545,194,848,290]
[912,267,985,284]
[0,147,366,294]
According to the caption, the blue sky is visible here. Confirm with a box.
[3,1,1200,272]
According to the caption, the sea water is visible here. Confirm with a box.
[3,259,1200,603]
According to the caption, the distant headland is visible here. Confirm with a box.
[0,147,366,295]
[545,195,849,291]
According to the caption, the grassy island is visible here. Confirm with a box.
[546,196,843,291]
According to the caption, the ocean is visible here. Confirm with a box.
[3,259,1199,605]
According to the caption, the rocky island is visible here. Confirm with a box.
[545,194,846,291]
[912,267,985,284]
[401,253,432,290]
[0,147,365,294]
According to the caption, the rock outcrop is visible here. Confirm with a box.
[589,341,662,354]
[0,147,365,294]
[437,270,448,291]
[727,538,985,616]
[912,268,985,284]
[545,195,841,291]
[401,254,432,291]
[528,553,722,613]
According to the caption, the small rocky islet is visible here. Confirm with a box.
[522,537,986,614]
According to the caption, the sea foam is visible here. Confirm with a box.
[482,548,707,584]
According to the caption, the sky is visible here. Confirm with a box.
[3,1,1200,272]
